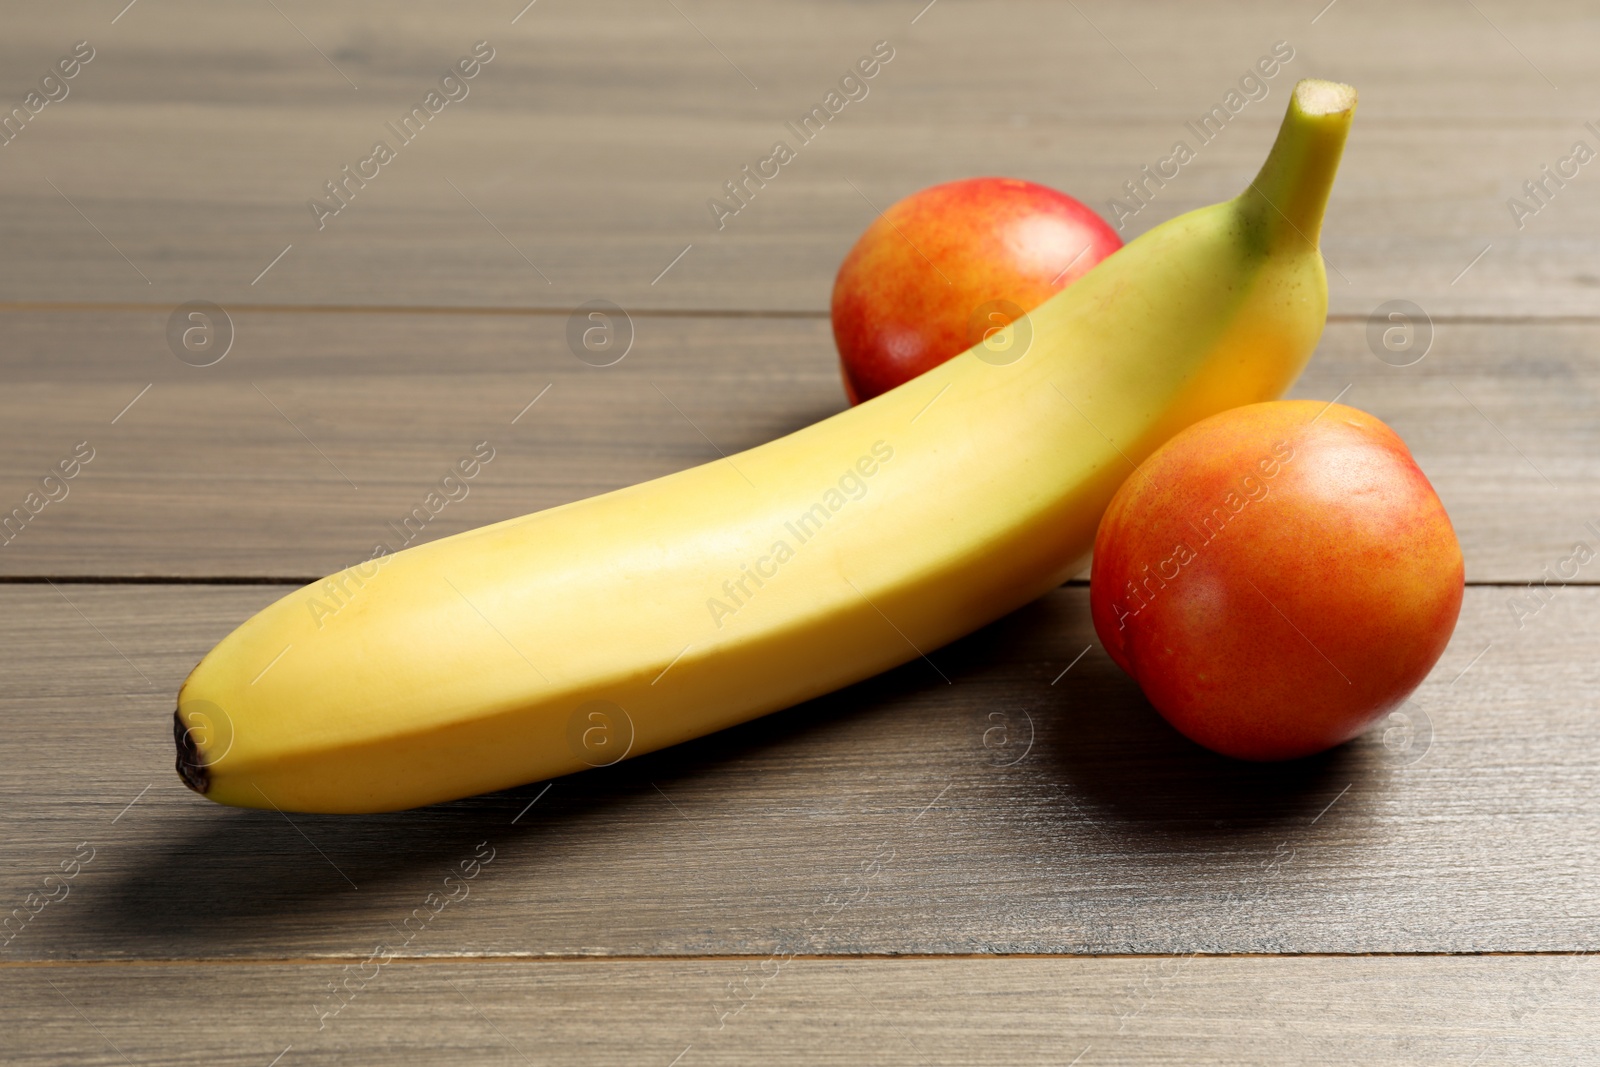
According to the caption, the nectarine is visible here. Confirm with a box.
[1089,400,1463,761]
[831,177,1120,403]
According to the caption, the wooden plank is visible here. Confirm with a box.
[0,0,1591,315]
[3,956,1595,1065]
[0,310,1594,581]
[2,583,1595,961]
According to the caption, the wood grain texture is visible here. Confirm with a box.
[0,310,1593,581]
[0,0,1591,315]
[2,584,1595,962]
[2,1,1595,1061]
[3,956,1596,1065]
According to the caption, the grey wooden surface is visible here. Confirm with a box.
[0,0,1589,316]
[1,0,1596,1063]
[0,585,1593,961]
[0,312,1592,581]
[5,957,1596,1065]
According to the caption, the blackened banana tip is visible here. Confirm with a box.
[174,708,209,794]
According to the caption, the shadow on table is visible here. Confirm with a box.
[958,592,1361,837]
[79,653,925,955]
[80,586,1365,954]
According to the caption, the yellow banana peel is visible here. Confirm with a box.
[176,80,1357,812]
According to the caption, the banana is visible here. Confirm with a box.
[176,79,1356,813]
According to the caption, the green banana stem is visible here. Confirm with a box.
[1239,79,1357,251]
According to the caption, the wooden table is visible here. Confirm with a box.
[3,2,1596,1063]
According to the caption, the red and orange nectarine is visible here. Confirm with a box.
[831,177,1120,403]
[1090,400,1463,761]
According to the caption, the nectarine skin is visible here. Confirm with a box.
[1089,400,1464,761]
[831,177,1121,403]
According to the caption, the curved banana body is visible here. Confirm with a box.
[177,81,1356,812]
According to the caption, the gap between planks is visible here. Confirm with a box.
[1,301,1598,327]
[0,576,1585,589]
[0,302,825,320]
[1,950,1594,970]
